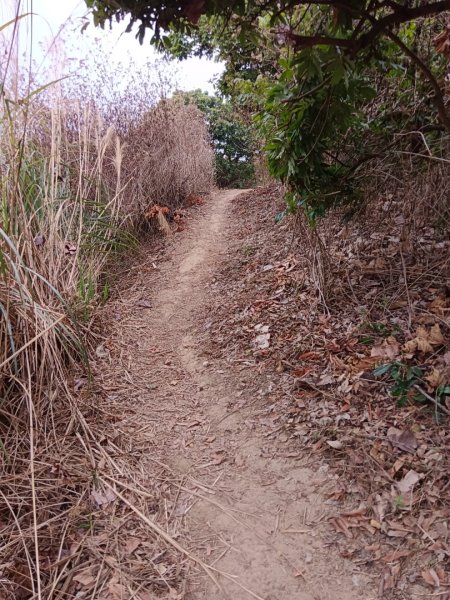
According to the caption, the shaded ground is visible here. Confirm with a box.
[92,189,378,599]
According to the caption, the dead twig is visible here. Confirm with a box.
[414,384,450,417]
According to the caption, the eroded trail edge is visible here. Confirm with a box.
[99,190,376,600]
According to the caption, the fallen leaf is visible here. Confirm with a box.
[387,528,409,538]
[91,488,116,507]
[387,427,417,453]
[106,574,128,599]
[292,367,313,378]
[378,567,394,595]
[340,507,366,517]
[396,469,421,494]
[429,323,445,346]
[436,566,447,583]
[370,519,381,530]
[425,367,450,389]
[325,339,341,352]
[371,336,400,360]
[254,333,270,349]
[370,256,387,270]
[403,324,444,355]
[327,440,343,450]
[392,458,404,473]
[73,569,97,587]
[329,516,353,539]
[212,451,227,465]
[382,549,411,562]
[329,354,348,371]
[353,356,378,372]
[125,537,141,554]
[316,373,335,386]
[422,568,441,587]
[370,443,384,462]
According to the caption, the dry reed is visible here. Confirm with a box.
[0,12,214,598]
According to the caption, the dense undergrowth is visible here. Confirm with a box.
[0,17,213,597]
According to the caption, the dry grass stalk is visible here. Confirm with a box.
[295,216,333,311]
[0,13,215,599]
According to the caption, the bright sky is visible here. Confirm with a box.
[1,0,223,93]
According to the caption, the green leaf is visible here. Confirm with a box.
[437,385,450,397]
[329,57,346,86]
[373,363,392,377]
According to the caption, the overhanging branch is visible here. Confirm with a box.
[287,33,353,49]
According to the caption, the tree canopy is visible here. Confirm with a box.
[86,0,450,219]
[86,1,450,49]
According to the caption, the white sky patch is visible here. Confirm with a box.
[1,0,223,93]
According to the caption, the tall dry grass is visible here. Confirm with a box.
[123,97,214,214]
[0,13,214,598]
[58,49,214,215]
[0,70,127,600]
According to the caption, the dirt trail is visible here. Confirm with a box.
[106,190,377,599]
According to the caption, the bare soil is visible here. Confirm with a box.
[95,189,378,599]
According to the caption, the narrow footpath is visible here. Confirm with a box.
[99,190,377,600]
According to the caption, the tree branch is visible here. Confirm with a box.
[386,30,450,134]
[287,33,353,49]
[357,0,450,51]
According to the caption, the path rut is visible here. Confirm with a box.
[106,190,377,600]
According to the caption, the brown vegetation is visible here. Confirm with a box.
[123,99,214,217]
[199,165,449,596]
[0,30,214,597]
